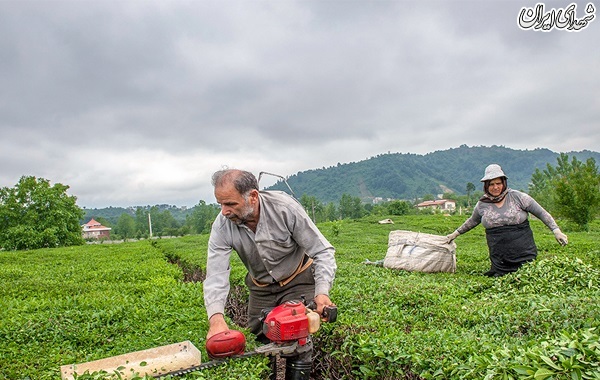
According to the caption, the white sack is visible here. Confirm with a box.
[383,230,456,273]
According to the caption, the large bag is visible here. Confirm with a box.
[383,230,456,273]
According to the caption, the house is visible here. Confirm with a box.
[416,199,456,212]
[82,218,111,240]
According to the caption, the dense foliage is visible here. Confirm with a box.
[1,215,598,379]
[529,154,600,231]
[83,204,197,227]
[84,201,220,240]
[267,145,600,204]
[0,176,84,250]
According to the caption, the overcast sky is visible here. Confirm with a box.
[1,0,598,208]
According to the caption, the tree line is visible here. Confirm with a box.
[103,200,221,240]
[1,154,598,250]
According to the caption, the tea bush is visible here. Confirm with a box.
[0,215,598,379]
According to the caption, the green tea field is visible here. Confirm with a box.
[1,215,599,379]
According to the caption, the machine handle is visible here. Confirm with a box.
[322,305,337,323]
[306,301,338,323]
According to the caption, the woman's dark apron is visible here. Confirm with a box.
[485,220,537,276]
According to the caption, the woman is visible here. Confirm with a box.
[446,164,568,277]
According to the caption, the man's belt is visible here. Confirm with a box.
[251,255,314,288]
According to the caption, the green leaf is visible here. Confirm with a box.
[534,368,556,379]
[540,355,563,371]
[570,368,583,380]
[513,365,535,375]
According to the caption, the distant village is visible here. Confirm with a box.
[80,197,459,241]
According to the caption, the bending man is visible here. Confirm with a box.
[203,169,337,378]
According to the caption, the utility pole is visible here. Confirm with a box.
[148,213,153,238]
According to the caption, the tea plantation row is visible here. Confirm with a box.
[0,215,598,379]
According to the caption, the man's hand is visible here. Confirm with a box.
[553,228,568,246]
[313,294,334,315]
[206,313,229,340]
[446,230,460,244]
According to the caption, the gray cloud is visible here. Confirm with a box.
[0,0,598,208]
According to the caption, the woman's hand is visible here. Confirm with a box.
[446,230,460,244]
[553,229,568,246]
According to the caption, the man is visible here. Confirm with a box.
[203,169,336,377]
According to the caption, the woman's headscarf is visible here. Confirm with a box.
[480,177,509,203]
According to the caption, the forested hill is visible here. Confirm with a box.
[265,145,600,203]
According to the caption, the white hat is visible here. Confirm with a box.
[480,164,507,182]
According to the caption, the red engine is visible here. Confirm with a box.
[262,301,310,344]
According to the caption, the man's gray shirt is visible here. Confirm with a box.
[203,190,336,319]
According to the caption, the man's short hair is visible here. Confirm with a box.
[212,169,259,196]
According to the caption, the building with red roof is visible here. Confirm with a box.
[81,218,112,240]
[416,199,456,212]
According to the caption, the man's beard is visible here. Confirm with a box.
[227,204,255,225]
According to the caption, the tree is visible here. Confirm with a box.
[529,167,555,212]
[0,176,85,250]
[300,194,323,222]
[339,194,364,219]
[387,200,412,215]
[149,206,180,237]
[529,154,600,230]
[466,182,476,207]
[323,202,338,221]
[134,207,150,237]
[114,213,136,239]
[185,200,220,234]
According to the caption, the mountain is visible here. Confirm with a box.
[265,145,600,203]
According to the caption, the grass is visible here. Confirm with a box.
[0,215,598,379]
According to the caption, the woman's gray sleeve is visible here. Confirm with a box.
[520,192,559,231]
[456,203,482,234]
